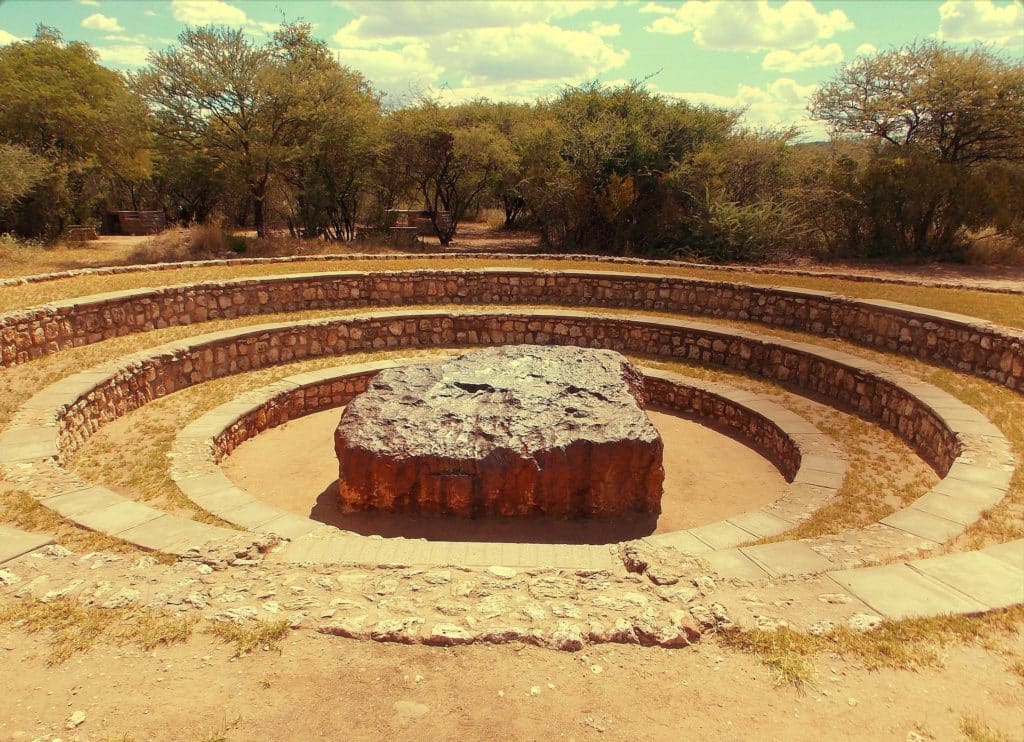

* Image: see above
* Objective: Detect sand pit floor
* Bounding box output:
[222,408,789,544]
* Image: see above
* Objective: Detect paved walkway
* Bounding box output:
[0,525,54,565]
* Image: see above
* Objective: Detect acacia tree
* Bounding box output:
[810,41,1024,256]
[137,24,352,236]
[523,82,738,253]
[274,29,381,241]
[0,26,151,237]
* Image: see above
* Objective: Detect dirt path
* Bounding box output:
[1,628,1020,741]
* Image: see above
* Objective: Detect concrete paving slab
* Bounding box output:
[910,551,1024,609]
[700,548,770,581]
[273,537,333,564]
[945,462,1013,491]
[41,485,124,519]
[257,513,322,540]
[741,540,832,577]
[828,564,987,620]
[727,510,793,539]
[0,427,57,464]
[982,540,1024,570]
[118,516,222,553]
[931,478,1008,505]
[219,500,288,530]
[0,525,54,564]
[798,454,847,475]
[182,485,254,518]
[74,500,164,535]
[880,507,963,543]
[688,521,757,550]
[792,468,844,489]
[643,530,713,556]
[913,490,998,526]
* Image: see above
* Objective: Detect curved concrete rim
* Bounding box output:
[3,250,1022,295]
[166,360,847,560]
[0,308,1012,576]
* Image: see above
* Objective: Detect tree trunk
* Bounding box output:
[253,194,265,238]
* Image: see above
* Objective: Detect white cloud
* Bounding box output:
[169,1,277,35]
[0,28,21,45]
[145,10,158,17]
[642,0,853,51]
[590,21,621,37]
[762,42,842,72]
[170,0,247,26]
[661,77,826,137]
[437,23,629,85]
[95,44,152,66]
[79,0,100,6]
[81,13,124,33]
[855,42,877,56]
[937,0,1023,45]
[332,6,629,94]
[334,43,443,90]
[335,1,604,39]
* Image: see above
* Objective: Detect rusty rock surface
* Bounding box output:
[334,345,665,518]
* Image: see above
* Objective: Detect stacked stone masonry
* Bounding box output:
[2,269,1023,392]
[29,310,963,476]
[0,308,1015,609]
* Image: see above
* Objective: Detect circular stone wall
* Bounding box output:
[333,345,665,518]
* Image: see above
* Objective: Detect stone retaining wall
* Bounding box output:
[3,269,1021,392]
[45,309,959,477]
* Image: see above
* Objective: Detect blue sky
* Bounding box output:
[1,1,1021,137]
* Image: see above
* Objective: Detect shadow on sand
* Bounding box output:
[308,479,659,545]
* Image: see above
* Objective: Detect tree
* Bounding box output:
[0,26,151,238]
[386,102,514,246]
[137,23,375,237]
[524,82,738,253]
[274,31,381,241]
[810,41,1024,256]
[0,144,49,215]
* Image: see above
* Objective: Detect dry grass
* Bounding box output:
[719,606,1024,688]
[960,714,1017,742]
[207,618,290,656]
[0,597,195,664]
[965,228,1024,267]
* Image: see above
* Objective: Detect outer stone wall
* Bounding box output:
[3,269,1022,392]
[47,310,958,477]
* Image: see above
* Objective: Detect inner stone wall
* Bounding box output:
[49,310,958,476]
[205,369,803,492]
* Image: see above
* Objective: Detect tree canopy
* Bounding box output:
[1,24,1022,264]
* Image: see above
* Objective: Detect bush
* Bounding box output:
[679,198,809,263]
[126,223,230,264]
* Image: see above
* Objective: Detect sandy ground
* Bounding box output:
[222,408,788,544]
[0,628,1021,742]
